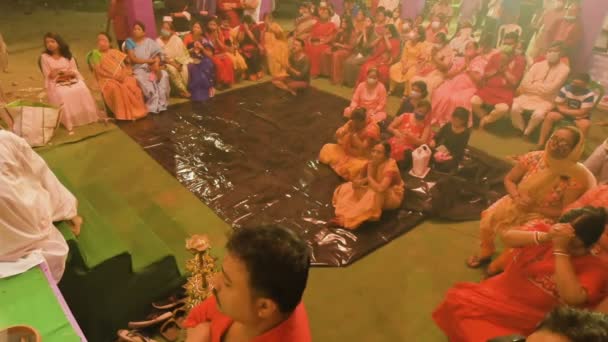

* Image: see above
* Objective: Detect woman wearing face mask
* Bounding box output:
[342,15,375,87]
[387,100,432,166]
[395,80,427,116]
[89,32,147,120]
[388,26,429,94]
[321,18,356,84]
[425,15,448,43]
[356,24,401,88]
[466,126,593,272]
[330,142,405,229]
[320,107,381,181]
[157,21,193,98]
[345,68,388,123]
[431,41,488,127]
[527,0,567,59]
[410,32,454,99]
[436,206,608,342]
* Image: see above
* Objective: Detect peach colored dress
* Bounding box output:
[343,82,388,123]
[41,54,99,131]
[319,119,380,181]
[333,158,405,229]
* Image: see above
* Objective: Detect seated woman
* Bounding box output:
[387,100,432,166]
[188,39,216,102]
[320,18,356,85]
[344,68,388,123]
[388,26,429,95]
[125,22,170,114]
[292,2,317,42]
[260,12,289,78]
[394,80,427,116]
[409,32,454,99]
[431,40,487,127]
[448,20,474,56]
[305,4,337,78]
[342,16,375,88]
[430,107,471,172]
[424,15,448,43]
[466,127,592,273]
[203,17,235,89]
[217,0,242,28]
[219,16,248,79]
[434,206,608,342]
[331,142,405,229]
[237,15,263,81]
[157,21,192,98]
[88,32,147,121]
[319,107,380,180]
[41,32,99,134]
[272,38,310,95]
[0,130,83,283]
[356,24,401,88]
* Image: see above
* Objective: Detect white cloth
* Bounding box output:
[0,130,76,283]
[243,0,262,22]
[330,13,341,29]
[0,250,45,279]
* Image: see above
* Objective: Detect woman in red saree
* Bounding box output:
[356,24,400,88]
[320,18,356,84]
[203,17,235,89]
[305,5,336,78]
[387,100,432,162]
[217,0,242,27]
[434,206,608,342]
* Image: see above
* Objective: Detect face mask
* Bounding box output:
[500,45,513,54]
[408,32,417,40]
[414,111,426,120]
[546,51,560,63]
[410,90,422,99]
[402,23,411,31]
[431,21,440,29]
[367,77,378,85]
[160,29,171,37]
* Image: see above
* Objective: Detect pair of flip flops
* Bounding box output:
[121,295,188,342]
[0,325,41,342]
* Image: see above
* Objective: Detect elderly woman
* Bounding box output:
[344,68,388,123]
[435,206,608,342]
[331,142,405,229]
[409,32,454,99]
[88,32,147,121]
[305,4,337,78]
[319,107,380,181]
[467,127,592,271]
[157,21,192,98]
[388,25,429,95]
[125,22,170,114]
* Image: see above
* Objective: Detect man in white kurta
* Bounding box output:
[0,130,79,283]
[510,44,570,137]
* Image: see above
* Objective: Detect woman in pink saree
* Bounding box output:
[431,40,492,127]
[344,68,388,123]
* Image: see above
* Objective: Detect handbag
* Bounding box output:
[4,100,62,147]
[410,144,432,178]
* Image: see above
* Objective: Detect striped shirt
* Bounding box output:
[555,84,596,110]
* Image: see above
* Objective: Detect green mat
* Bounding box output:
[0,267,80,342]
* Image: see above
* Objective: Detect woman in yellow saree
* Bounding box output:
[467,126,592,272]
[260,13,288,77]
[388,25,430,94]
[319,107,380,181]
[331,141,405,229]
[88,32,147,121]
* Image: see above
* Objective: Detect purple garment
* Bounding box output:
[574,0,608,72]
[329,0,343,16]
[402,0,425,19]
[127,0,157,38]
[188,55,215,102]
[260,0,274,18]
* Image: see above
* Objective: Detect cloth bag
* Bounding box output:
[410,144,431,178]
[4,100,61,147]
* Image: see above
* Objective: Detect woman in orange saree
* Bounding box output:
[319,107,380,181]
[434,206,608,342]
[305,5,336,78]
[467,127,592,273]
[331,142,405,229]
[89,32,147,121]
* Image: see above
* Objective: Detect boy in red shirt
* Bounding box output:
[184,225,312,342]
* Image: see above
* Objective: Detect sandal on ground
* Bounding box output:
[0,325,41,342]
[117,329,157,342]
[466,255,492,269]
[152,295,186,310]
[127,311,173,329]
[159,308,189,342]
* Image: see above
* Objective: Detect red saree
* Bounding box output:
[305,21,336,77]
[433,223,608,342]
[356,38,400,87]
[203,34,235,86]
[217,0,241,27]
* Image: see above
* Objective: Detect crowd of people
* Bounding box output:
[4,0,608,341]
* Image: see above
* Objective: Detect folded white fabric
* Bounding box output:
[0,250,45,279]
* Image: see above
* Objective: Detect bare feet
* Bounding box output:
[180,91,191,98]
[479,117,488,130]
[69,216,83,236]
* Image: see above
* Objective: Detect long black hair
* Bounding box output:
[559,206,607,248]
[43,32,72,60]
